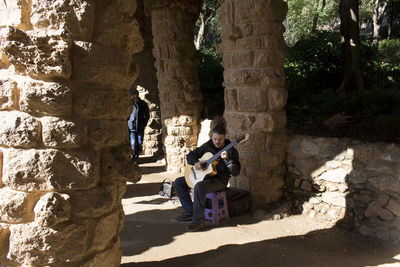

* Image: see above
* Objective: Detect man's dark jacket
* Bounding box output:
[186,139,241,184]
[128,98,149,132]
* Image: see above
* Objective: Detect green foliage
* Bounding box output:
[196,48,224,118]
[194,0,221,50]
[284,0,339,47]
[378,39,400,63]
[285,31,343,92]
[285,31,400,143]
[362,38,400,90]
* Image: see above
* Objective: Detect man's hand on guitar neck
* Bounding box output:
[221,151,228,159]
[194,161,203,170]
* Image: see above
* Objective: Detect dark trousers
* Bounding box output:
[174,176,227,223]
[129,130,144,160]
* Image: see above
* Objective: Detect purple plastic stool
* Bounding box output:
[204,190,229,225]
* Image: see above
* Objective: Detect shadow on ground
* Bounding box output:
[121,223,399,267]
[120,160,400,267]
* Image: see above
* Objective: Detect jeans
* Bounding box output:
[129,130,144,161]
[174,176,227,223]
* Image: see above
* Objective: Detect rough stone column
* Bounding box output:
[132,0,162,157]
[0,0,142,266]
[147,0,203,172]
[220,0,288,204]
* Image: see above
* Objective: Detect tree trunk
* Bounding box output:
[373,0,381,46]
[312,0,326,33]
[338,0,365,93]
[373,0,389,46]
[195,13,205,50]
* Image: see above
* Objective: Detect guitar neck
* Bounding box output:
[205,140,238,166]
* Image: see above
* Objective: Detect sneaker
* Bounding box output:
[176,212,192,222]
[186,221,205,232]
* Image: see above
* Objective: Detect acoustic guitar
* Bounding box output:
[184,133,249,188]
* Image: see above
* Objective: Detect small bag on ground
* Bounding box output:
[159,179,175,198]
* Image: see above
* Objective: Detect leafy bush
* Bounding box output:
[285,31,343,93]
[196,48,224,118]
[285,31,400,143]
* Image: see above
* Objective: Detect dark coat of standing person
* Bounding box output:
[127,88,149,164]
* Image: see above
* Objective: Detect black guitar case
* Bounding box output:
[224,187,252,217]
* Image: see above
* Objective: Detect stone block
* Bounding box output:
[239,151,260,167]
[224,88,238,112]
[71,42,135,89]
[0,111,40,148]
[2,27,72,80]
[369,176,400,193]
[34,192,71,227]
[321,192,347,208]
[264,175,284,202]
[89,211,119,253]
[236,0,287,23]
[265,130,288,151]
[95,15,143,54]
[267,87,287,111]
[259,150,285,168]
[0,0,31,30]
[88,120,126,150]
[0,149,3,187]
[72,84,130,119]
[300,180,313,191]
[365,202,394,221]
[225,68,284,88]
[260,33,284,49]
[393,217,400,230]
[0,187,32,223]
[3,148,99,191]
[223,51,252,68]
[100,147,141,183]
[8,222,89,265]
[299,139,320,156]
[387,199,400,217]
[0,78,18,110]
[70,185,117,219]
[81,237,121,267]
[236,131,265,153]
[318,169,348,183]
[18,79,72,116]
[31,0,95,41]
[42,116,86,148]
[254,50,285,68]
[0,224,9,260]
[237,87,267,112]
[0,50,10,69]
[249,22,274,36]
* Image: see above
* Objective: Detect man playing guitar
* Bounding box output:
[174,117,241,232]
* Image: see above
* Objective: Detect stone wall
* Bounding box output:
[0,0,143,265]
[286,135,400,242]
[220,0,289,205]
[147,0,203,172]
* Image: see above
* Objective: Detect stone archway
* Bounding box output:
[0,1,143,265]
[146,0,203,173]
[0,0,289,265]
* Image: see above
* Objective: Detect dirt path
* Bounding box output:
[119,159,400,267]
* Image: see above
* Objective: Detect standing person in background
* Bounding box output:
[127,87,149,164]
